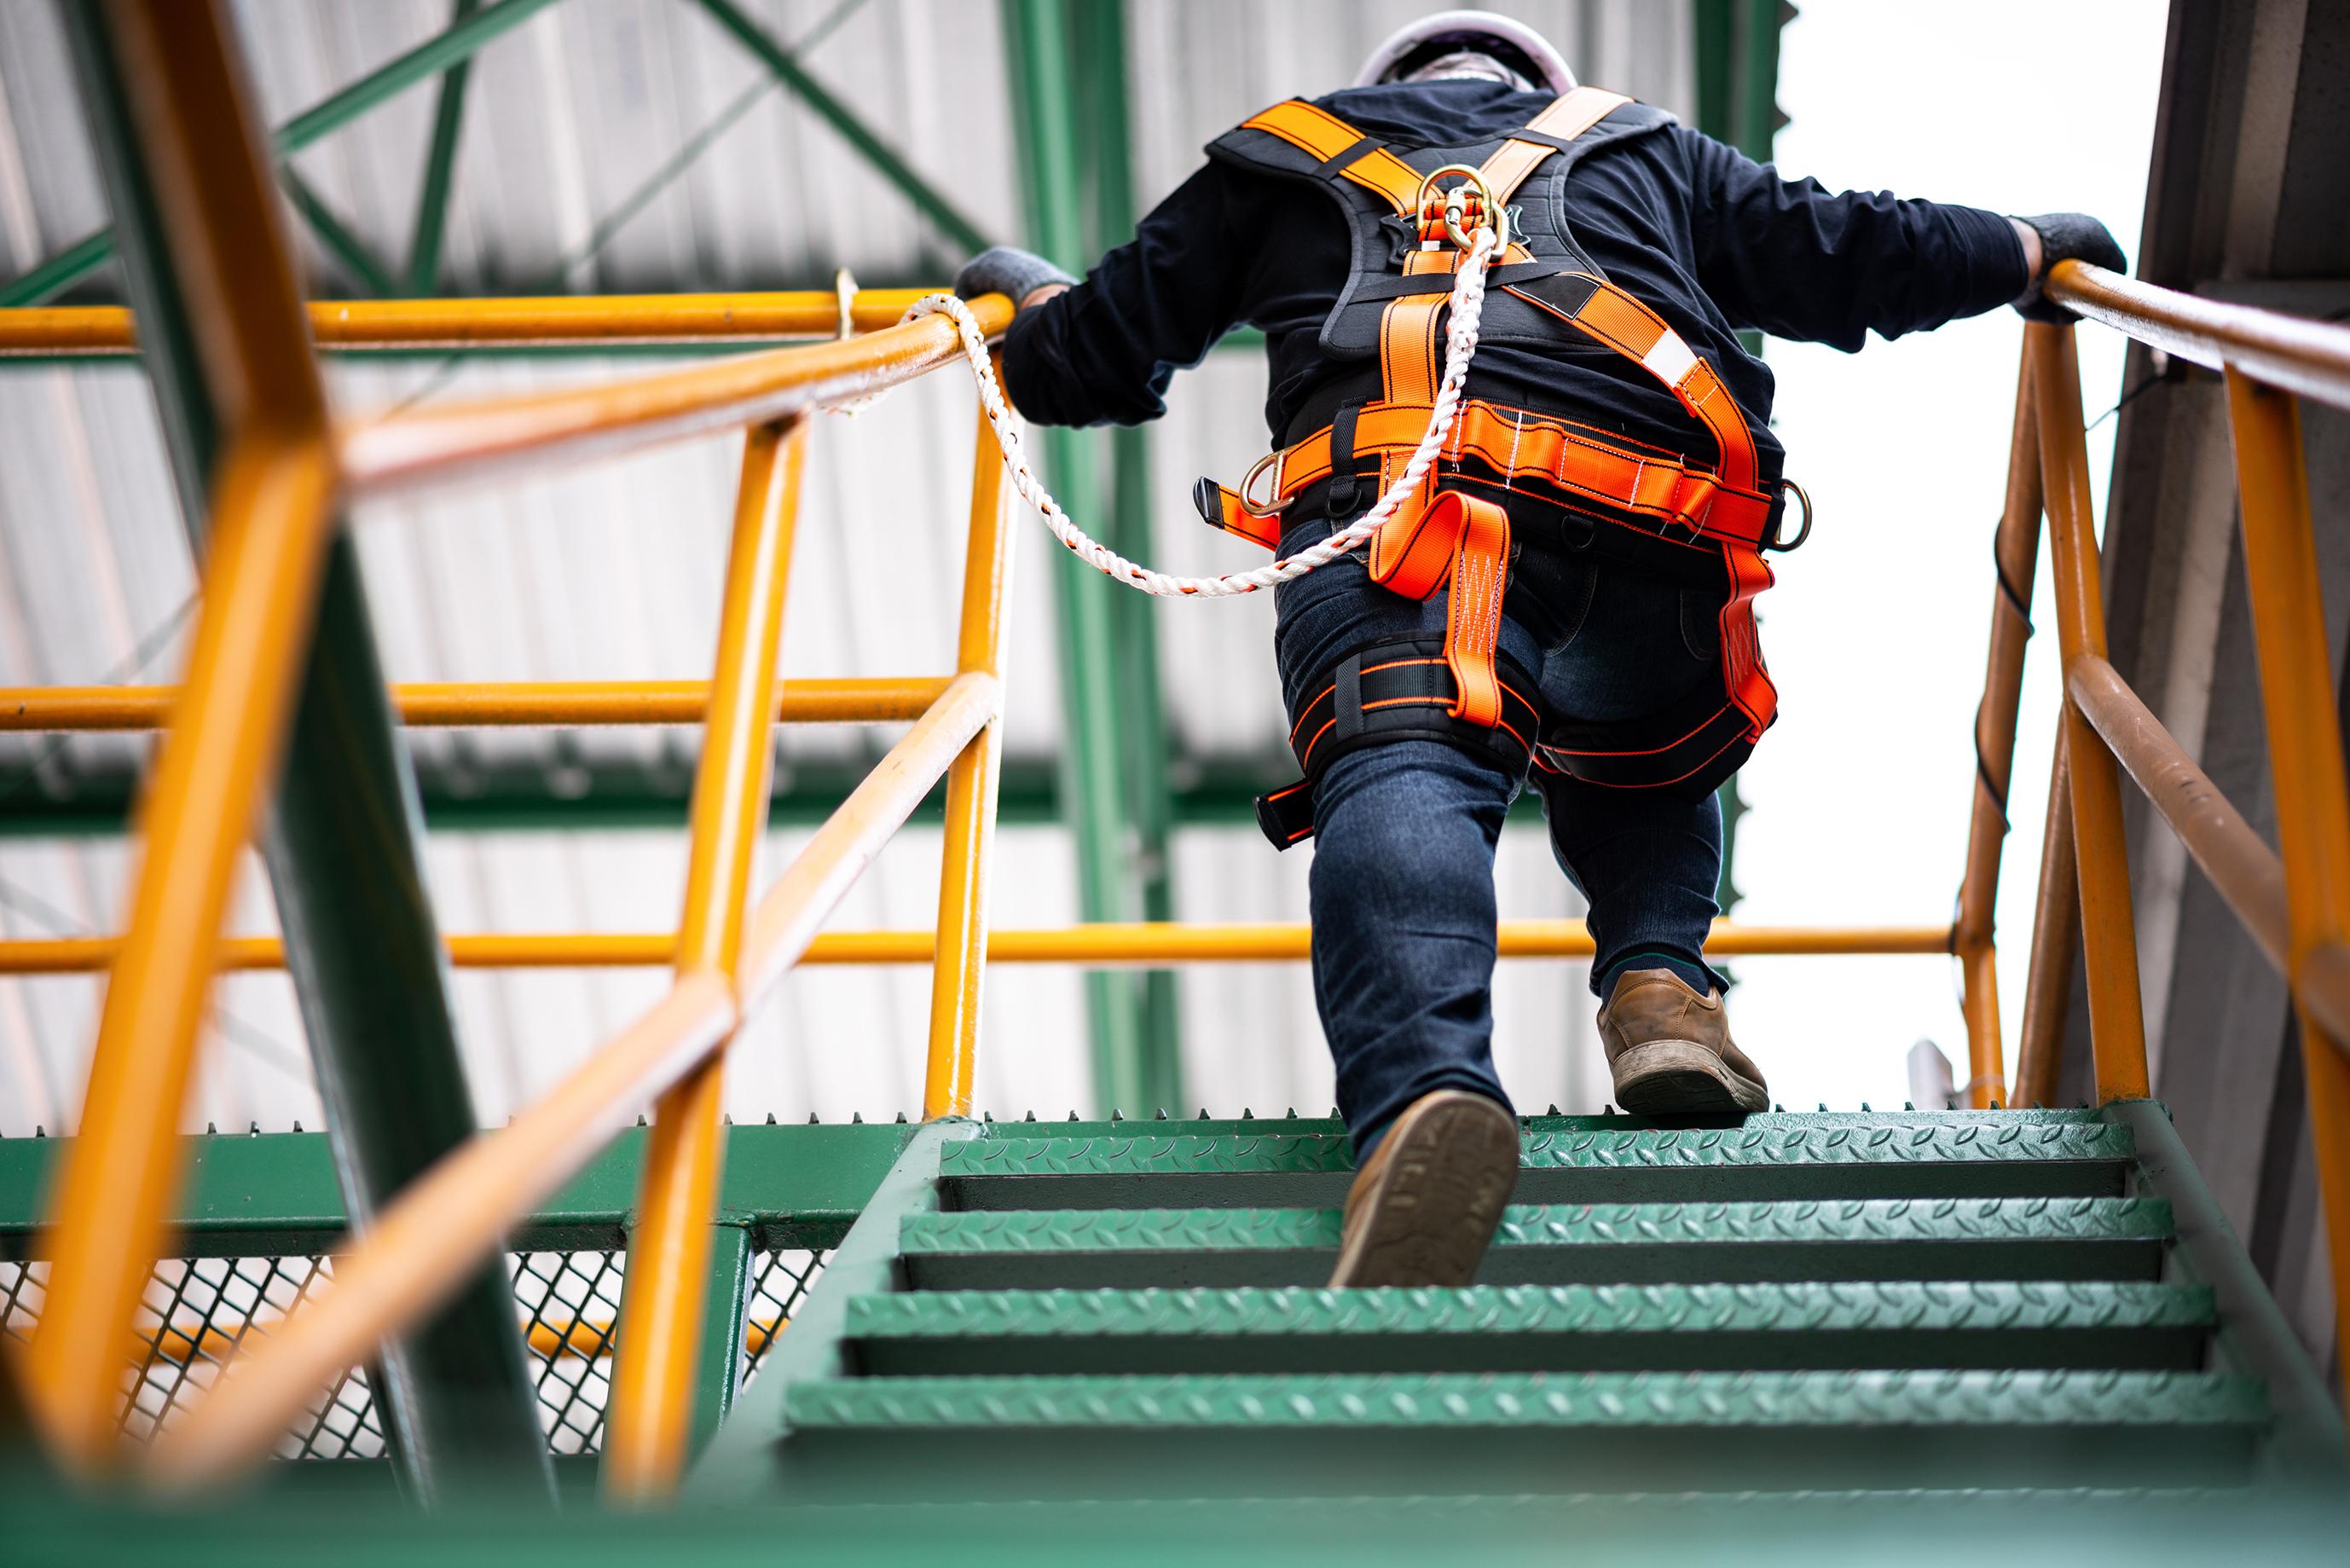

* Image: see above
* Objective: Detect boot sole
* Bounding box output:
[1328,1093,1519,1288]
[1612,1039,1769,1115]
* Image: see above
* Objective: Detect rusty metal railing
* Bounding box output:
[1949,259,2350,1396]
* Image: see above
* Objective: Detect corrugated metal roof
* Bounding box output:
[0,0,1693,1135]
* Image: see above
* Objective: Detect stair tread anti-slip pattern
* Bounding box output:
[785,1368,2266,1431]
[941,1125,2139,1208]
[903,1197,2173,1254]
[943,1124,2135,1178]
[847,1280,2216,1340]
[896,1197,2176,1289]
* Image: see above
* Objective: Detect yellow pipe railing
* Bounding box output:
[0,920,1951,976]
[335,298,1009,498]
[2222,366,2350,1399]
[0,289,941,356]
[0,675,951,729]
[1990,259,2350,1390]
[1951,345,2046,1107]
[603,415,807,1500]
[2028,321,2152,1101]
[923,370,1018,1120]
[147,674,998,1491]
[0,0,1021,1490]
[19,0,343,1470]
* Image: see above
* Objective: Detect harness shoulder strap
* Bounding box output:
[1239,99,1421,214]
[1477,86,1631,208]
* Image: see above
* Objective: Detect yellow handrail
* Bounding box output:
[0,288,944,356]
[2046,259,2350,412]
[147,674,998,1491]
[0,920,1953,975]
[335,295,1010,498]
[1970,267,2350,1396]
[19,1,342,1469]
[0,675,951,729]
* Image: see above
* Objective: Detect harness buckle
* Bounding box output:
[1768,479,1814,552]
[1413,164,1509,254]
[1239,448,1295,517]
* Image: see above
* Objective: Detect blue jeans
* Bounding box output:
[1275,513,1728,1152]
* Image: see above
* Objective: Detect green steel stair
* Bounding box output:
[693,1102,2344,1507]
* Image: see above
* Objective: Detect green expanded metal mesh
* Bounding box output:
[0,1245,829,1460]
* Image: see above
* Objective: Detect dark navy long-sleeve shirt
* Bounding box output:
[1002,78,2028,490]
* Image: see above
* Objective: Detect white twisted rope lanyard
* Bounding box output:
[900,227,1497,599]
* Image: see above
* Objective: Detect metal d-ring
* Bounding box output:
[1413,163,1508,253]
[1770,479,1814,551]
[1240,449,1295,516]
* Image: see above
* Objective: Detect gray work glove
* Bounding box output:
[953,245,1076,306]
[2012,213,2127,322]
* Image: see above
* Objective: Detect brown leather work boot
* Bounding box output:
[1328,1090,1519,1287]
[1597,967,1769,1114]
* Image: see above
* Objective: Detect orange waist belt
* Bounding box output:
[1191,402,1777,743]
[1195,398,1777,555]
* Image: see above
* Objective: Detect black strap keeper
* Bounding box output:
[1253,781,1317,849]
[1326,402,1368,518]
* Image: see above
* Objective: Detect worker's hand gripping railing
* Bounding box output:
[1948,257,2350,1397]
[1,0,1017,1502]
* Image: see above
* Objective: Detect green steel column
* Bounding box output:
[404,0,482,296]
[4,0,562,307]
[1071,0,1183,1116]
[61,3,549,1503]
[1000,0,1177,1116]
[1692,0,1789,928]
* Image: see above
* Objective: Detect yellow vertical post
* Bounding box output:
[2015,726,2081,1109]
[2221,366,2350,1395]
[2029,322,2150,1101]
[1955,346,2044,1106]
[602,418,805,1501]
[924,379,1017,1119]
[23,0,339,1467]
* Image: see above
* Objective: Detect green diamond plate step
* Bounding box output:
[898,1196,2173,1291]
[940,1121,2136,1210]
[776,1369,2267,1496]
[842,1281,2215,1377]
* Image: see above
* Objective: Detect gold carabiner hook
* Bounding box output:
[1413,163,1508,254]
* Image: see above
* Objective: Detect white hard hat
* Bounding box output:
[1353,9,1577,96]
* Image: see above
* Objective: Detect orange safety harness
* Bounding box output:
[1196,88,1807,846]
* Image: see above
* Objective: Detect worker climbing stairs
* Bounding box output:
[697,1102,2344,1503]
[6,9,2350,1559]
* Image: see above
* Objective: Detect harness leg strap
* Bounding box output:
[1257,637,1541,849]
